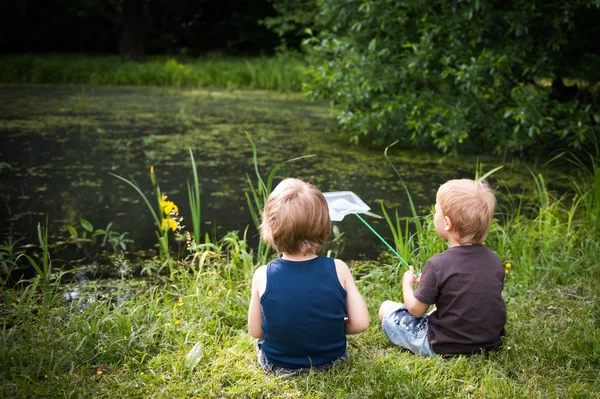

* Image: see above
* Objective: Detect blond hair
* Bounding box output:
[436,179,496,245]
[260,178,331,255]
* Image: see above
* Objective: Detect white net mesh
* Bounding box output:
[322,191,371,221]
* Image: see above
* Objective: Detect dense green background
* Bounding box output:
[2,0,599,155]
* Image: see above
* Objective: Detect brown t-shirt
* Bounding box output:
[414,244,506,355]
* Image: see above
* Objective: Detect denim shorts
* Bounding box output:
[256,340,349,377]
[381,302,436,357]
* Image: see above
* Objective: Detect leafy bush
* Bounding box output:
[302,0,600,155]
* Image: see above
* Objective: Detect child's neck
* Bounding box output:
[281,252,318,261]
[448,237,474,247]
[447,231,468,247]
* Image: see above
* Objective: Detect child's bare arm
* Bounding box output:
[248,266,266,338]
[402,266,430,318]
[335,259,370,334]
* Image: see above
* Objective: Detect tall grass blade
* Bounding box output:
[187,148,202,242]
[384,141,423,237]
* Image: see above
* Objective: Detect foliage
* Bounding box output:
[66,218,133,252]
[3,136,600,397]
[263,0,320,50]
[0,54,306,92]
[110,166,182,270]
[302,0,600,155]
[2,182,600,396]
[0,236,24,283]
[186,148,202,244]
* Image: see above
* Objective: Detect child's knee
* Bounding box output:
[378,300,396,321]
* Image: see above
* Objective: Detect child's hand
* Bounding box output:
[403,266,418,288]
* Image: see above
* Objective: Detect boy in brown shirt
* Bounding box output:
[378,179,506,356]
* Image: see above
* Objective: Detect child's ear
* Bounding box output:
[444,216,453,231]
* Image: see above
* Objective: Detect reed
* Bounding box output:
[186,148,202,244]
[0,54,305,92]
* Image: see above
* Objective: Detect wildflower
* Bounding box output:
[505,262,512,268]
[140,372,144,376]
[44,375,48,379]
[521,368,525,373]
[157,312,162,317]
[175,320,180,325]
[51,307,57,311]
[150,165,154,174]
[97,370,103,376]
[380,277,385,282]
[505,269,509,274]
[99,346,104,351]
[161,218,178,232]
[161,197,179,215]
[178,298,184,306]
[208,290,213,295]
[219,283,225,289]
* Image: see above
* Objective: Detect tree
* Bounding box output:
[301,0,600,155]
[118,0,145,61]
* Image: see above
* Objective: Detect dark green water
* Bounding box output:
[0,84,558,262]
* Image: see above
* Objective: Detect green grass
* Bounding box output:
[0,54,306,92]
[2,155,600,398]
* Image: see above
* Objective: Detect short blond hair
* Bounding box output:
[436,179,496,245]
[260,178,331,255]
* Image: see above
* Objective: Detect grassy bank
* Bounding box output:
[2,151,600,398]
[0,54,305,92]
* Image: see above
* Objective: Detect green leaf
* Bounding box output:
[66,225,78,239]
[80,218,94,232]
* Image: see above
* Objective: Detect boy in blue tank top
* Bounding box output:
[248,178,370,376]
[378,179,506,356]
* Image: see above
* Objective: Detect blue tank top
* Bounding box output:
[260,256,348,368]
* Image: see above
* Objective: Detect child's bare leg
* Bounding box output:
[378,300,400,321]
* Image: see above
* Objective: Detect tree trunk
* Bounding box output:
[119,0,145,61]
[16,0,29,51]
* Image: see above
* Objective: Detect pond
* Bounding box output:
[0,84,562,266]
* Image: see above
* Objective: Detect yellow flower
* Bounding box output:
[140,372,144,376]
[161,218,178,232]
[44,375,48,379]
[161,200,179,215]
[380,277,385,282]
[175,320,180,325]
[99,346,104,351]
[161,193,167,201]
[505,269,509,274]
[157,312,162,317]
[505,262,512,268]
[150,165,154,174]
[178,299,184,306]
[208,290,213,295]
[97,370,103,376]
[521,368,525,373]
[161,217,178,231]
